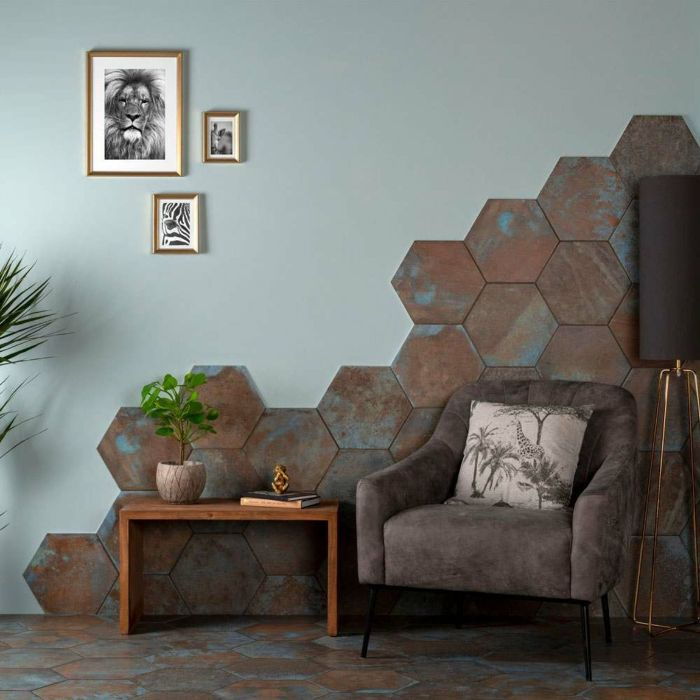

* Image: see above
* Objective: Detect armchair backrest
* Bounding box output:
[432,379,637,502]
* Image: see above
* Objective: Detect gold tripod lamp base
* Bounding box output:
[634,361,700,636]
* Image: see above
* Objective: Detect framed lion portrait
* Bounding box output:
[86,51,182,176]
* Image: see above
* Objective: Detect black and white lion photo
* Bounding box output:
[104,68,165,160]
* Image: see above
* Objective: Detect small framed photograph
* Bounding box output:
[87,50,183,176]
[203,111,240,163]
[152,194,199,254]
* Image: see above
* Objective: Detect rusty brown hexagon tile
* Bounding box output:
[391,241,485,323]
[479,367,540,382]
[98,575,189,618]
[315,668,415,693]
[97,492,191,573]
[33,680,144,699]
[23,535,116,614]
[0,668,64,691]
[97,408,182,491]
[537,242,629,324]
[244,409,338,490]
[244,521,325,575]
[537,326,630,385]
[171,534,264,614]
[622,368,690,451]
[216,679,327,699]
[392,325,484,407]
[610,200,639,283]
[190,365,265,449]
[54,655,157,680]
[610,115,700,195]
[390,408,442,461]
[464,284,557,367]
[246,576,325,615]
[318,366,411,449]
[465,199,557,282]
[538,157,631,241]
[191,447,262,499]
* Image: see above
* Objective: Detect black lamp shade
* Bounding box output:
[640,175,700,361]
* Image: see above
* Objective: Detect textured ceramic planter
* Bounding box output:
[156,461,206,504]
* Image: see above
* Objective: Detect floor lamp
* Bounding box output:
[634,175,700,635]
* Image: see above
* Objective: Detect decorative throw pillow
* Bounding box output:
[453,401,593,510]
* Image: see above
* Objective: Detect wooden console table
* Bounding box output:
[119,497,339,636]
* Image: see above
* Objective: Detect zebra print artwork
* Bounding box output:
[153,194,199,254]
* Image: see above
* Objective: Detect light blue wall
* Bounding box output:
[0,0,698,612]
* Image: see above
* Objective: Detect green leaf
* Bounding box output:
[155,426,175,437]
[162,374,178,390]
[188,413,205,424]
[206,408,219,420]
[187,372,207,388]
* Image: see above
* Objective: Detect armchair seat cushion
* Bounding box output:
[383,503,573,599]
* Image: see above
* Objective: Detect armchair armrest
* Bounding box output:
[356,438,459,585]
[570,449,637,601]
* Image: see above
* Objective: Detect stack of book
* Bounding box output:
[240,490,321,509]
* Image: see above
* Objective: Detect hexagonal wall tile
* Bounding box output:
[244,409,338,490]
[538,157,630,241]
[464,284,556,367]
[191,448,262,498]
[97,408,182,491]
[479,367,540,382]
[98,575,189,618]
[190,366,264,449]
[244,521,325,575]
[24,535,116,614]
[391,241,484,323]
[610,115,700,194]
[318,366,411,449]
[537,242,629,324]
[392,325,484,407]
[537,326,630,385]
[171,534,265,614]
[97,492,191,573]
[465,199,557,282]
[246,576,325,615]
[622,368,690,451]
[390,408,442,461]
[610,200,639,283]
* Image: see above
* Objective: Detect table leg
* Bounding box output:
[327,514,339,636]
[119,517,144,634]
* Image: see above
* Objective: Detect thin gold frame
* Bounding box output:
[633,361,700,636]
[86,50,183,177]
[152,193,199,254]
[202,111,241,163]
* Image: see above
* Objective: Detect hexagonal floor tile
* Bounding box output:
[0,668,63,691]
[34,679,143,699]
[538,157,631,241]
[245,409,338,490]
[390,408,442,461]
[610,115,700,194]
[318,366,411,449]
[97,492,191,572]
[465,199,557,282]
[314,668,415,692]
[391,241,485,323]
[216,679,327,699]
[537,242,629,324]
[23,535,116,614]
[244,521,325,575]
[172,534,264,614]
[622,368,691,451]
[54,655,157,680]
[191,448,262,498]
[190,365,265,449]
[246,576,325,615]
[392,325,484,407]
[610,200,639,283]
[464,284,557,367]
[97,408,182,491]
[537,326,630,385]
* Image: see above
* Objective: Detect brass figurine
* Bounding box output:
[271,464,290,494]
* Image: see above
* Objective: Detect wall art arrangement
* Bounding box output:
[86,50,240,252]
[34,115,700,621]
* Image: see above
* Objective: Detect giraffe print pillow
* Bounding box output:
[452,400,593,510]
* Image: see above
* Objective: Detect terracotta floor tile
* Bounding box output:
[0,668,63,691]
[0,648,79,669]
[314,668,415,692]
[54,656,157,679]
[138,666,235,692]
[215,678,328,699]
[0,691,36,699]
[3,631,96,649]
[224,656,326,680]
[33,679,143,699]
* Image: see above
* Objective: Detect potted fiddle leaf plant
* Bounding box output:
[140,371,219,504]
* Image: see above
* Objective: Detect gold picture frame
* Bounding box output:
[86,50,183,176]
[203,111,240,163]
[152,193,199,254]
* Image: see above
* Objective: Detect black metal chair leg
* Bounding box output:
[361,586,378,658]
[580,602,592,681]
[601,593,612,645]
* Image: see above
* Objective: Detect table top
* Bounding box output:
[119,496,339,521]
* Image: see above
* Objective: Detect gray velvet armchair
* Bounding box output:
[356,379,637,680]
